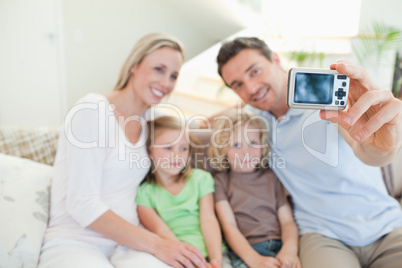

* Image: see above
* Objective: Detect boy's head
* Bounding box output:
[208,108,270,172]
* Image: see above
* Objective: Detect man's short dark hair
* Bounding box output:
[217,37,273,79]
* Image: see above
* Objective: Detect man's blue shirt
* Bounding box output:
[247,106,402,246]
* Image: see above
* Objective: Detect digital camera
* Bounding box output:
[287,67,350,110]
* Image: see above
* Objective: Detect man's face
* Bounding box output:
[221,49,287,114]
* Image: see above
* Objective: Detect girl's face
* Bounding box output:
[149,128,190,179]
[227,125,262,173]
[130,46,183,107]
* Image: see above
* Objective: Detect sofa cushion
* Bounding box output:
[0,153,52,267]
[0,127,59,166]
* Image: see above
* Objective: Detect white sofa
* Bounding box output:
[0,126,401,267]
[0,127,58,267]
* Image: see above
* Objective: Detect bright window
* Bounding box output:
[222,0,362,37]
[261,0,361,37]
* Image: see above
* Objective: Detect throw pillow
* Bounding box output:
[0,153,52,268]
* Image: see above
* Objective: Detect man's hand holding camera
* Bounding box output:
[320,60,402,166]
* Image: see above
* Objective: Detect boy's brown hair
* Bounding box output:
[208,108,270,171]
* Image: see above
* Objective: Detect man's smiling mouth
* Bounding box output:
[253,88,269,102]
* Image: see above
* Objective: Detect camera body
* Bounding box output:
[287,67,350,110]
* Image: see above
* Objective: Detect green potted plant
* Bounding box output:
[352,21,402,68]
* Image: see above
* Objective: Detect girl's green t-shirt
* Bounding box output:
[136,169,217,257]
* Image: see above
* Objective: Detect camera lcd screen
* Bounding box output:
[294,73,334,104]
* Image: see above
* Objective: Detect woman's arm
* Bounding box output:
[137,205,179,241]
[90,210,206,268]
[215,201,280,268]
[199,193,222,267]
[276,202,301,268]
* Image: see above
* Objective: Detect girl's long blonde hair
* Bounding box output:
[145,116,198,184]
[208,108,270,171]
[114,33,184,91]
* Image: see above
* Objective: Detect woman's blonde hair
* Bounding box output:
[145,116,198,184]
[208,108,270,171]
[114,33,184,91]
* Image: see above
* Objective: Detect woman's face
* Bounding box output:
[149,128,190,179]
[130,46,183,107]
[227,125,262,173]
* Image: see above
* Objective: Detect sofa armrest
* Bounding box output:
[390,149,402,201]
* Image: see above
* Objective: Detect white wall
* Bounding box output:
[359,0,402,30]
[0,0,63,127]
[0,0,245,127]
[1,0,402,126]
[64,0,209,108]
